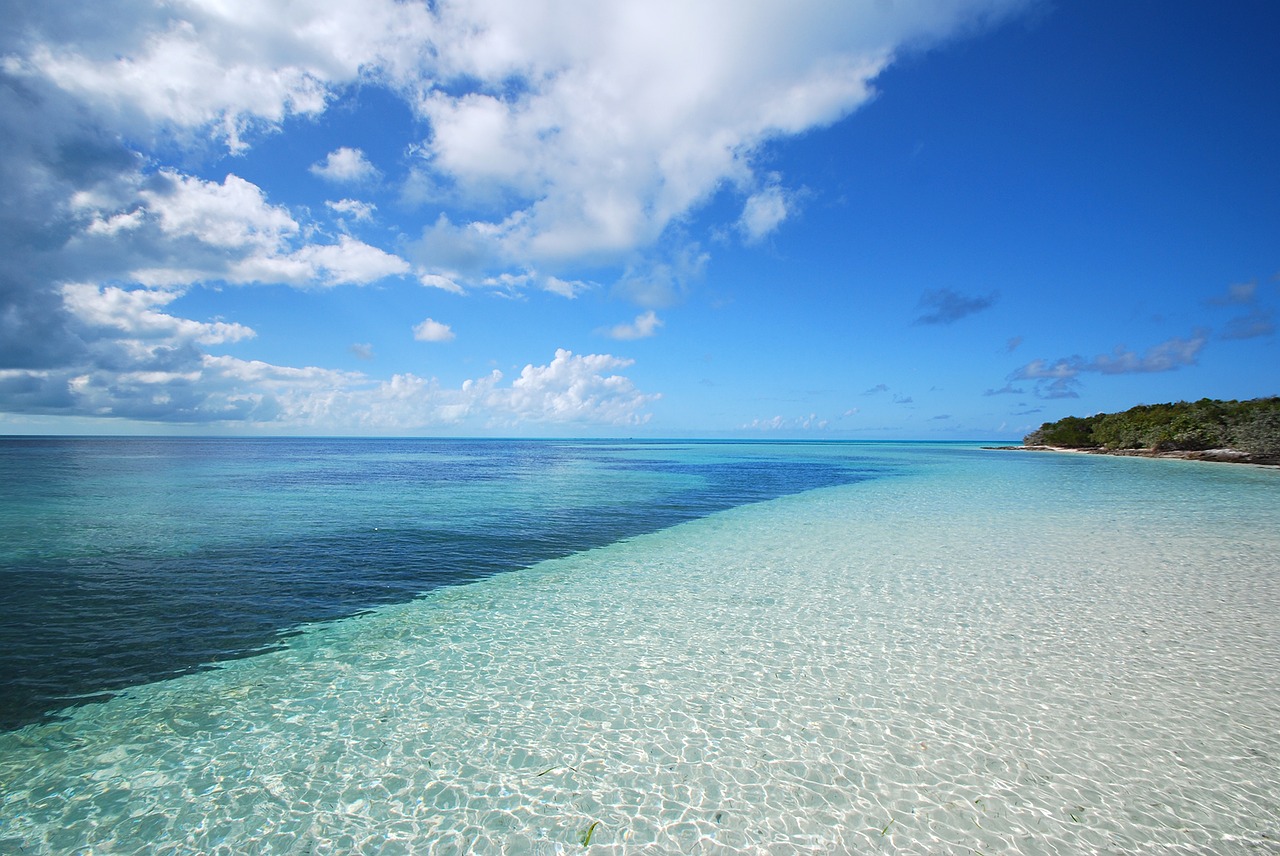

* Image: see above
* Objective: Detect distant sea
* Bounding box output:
[1,438,1277,853]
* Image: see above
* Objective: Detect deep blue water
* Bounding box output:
[0,437,904,730]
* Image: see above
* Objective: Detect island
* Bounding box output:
[992,396,1280,466]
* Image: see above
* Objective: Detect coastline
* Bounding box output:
[984,444,1279,467]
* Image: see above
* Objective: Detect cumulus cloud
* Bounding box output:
[138,171,297,249]
[492,349,657,427]
[0,280,267,421]
[69,170,410,288]
[9,0,1029,273]
[413,318,455,342]
[913,288,998,325]
[1,336,656,429]
[311,147,380,183]
[415,2,1025,266]
[393,1,1028,285]
[61,282,255,346]
[281,236,410,287]
[4,1,436,151]
[0,0,1029,429]
[861,383,889,396]
[605,310,663,341]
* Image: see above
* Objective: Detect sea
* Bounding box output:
[0,437,1277,854]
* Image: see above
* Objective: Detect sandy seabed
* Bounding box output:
[2,451,1278,854]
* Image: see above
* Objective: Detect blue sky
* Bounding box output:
[1,0,1276,437]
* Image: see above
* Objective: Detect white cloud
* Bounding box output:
[491,349,657,426]
[0,0,1028,428]
[543,276,592,299]
[12,0,1028,285]
[141,171,298,251]
[413,318,455,342]
[739,185,790,243]
[85,209,145,236]
[286,235,410,286]
[614,243,710,308]
[413,214,506,279]
[70,170,410,288]
[605,310,663,341]
[394,1,1026,277]
[326,198,376,221]
[224,236,411,287]
[8,336,658,429]
[8,1,438,151]
[479,271,535,295]
[61,283,255,346]
[744,413,829,431]
[343,349,658,430]
[417,271,465,294]
[415,265,587,299]
[311,147,380,183]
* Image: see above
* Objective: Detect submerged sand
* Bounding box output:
[2,450,1278,853]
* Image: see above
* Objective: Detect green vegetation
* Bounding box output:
[578,821,601,847]
[1024,396,1280,460]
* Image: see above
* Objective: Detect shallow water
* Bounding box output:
[0,438,885,729]
[1,443,1278,853]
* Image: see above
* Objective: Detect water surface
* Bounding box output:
[1,441,1277,853]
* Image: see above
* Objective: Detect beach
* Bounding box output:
[988,444,1279,467]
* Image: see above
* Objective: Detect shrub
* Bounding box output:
[1026,396,1278,456]
[1228,400,1280,459]
[1029,415,1098,447]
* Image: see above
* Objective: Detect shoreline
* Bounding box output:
[984,444,1279,467]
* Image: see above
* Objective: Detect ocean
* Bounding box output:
[0,438,1277,853]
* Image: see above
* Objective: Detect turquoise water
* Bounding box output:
[0,438,887,729]
[1,442,1278,853]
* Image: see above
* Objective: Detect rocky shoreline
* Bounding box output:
[984,444,1279,467]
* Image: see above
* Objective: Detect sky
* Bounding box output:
[1,0,1277,438]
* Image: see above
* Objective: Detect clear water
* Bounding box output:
[0,438,885,730]
[1,441,1277,854]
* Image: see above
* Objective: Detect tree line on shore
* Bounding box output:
[1024,396,1280,459]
